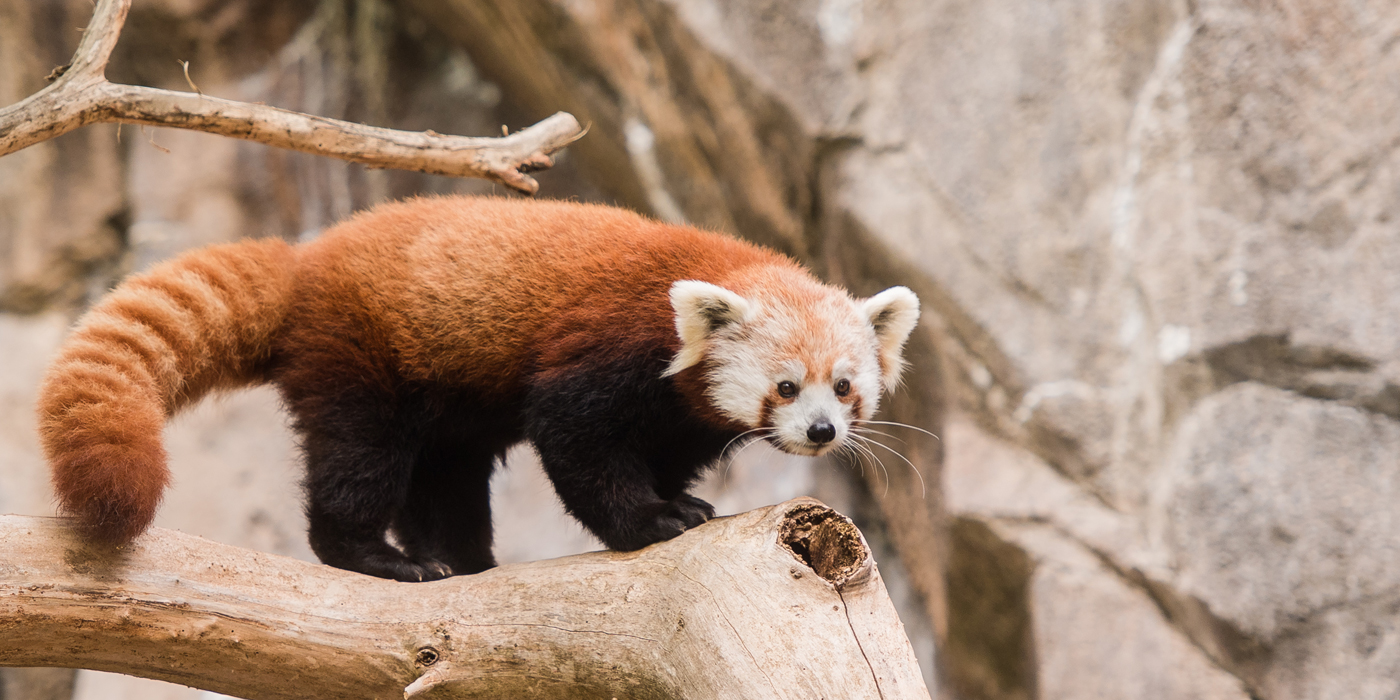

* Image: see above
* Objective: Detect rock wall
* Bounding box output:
[4,0,1399,698]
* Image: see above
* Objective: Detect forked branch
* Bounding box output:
[0,0,584,194]
[0,500,930,700]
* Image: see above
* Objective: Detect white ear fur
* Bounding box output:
[663,280,753,377]
[860,286,920,392]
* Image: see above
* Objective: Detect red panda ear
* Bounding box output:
[860,286,920,392]
[664,280,753,377]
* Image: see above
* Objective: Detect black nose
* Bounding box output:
[807,421,836,445]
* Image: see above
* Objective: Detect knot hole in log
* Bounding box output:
[778,503,868,587]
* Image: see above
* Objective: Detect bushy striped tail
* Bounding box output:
[37,238,297,543]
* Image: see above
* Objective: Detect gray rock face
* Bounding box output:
[1000,520,1252,700]
[1262,596,1400,700]
[1159,383,1400,693]
[1164,384,1400,641]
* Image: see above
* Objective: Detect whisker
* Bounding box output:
[853,419,941,441]
[721,428,774,482]
[846,435,890,497]
[852,434,927,499]
[856,442,887,496]
[835,444,866,478]
[850,426,907,445]
[844,442,874,480]
[721,427,775,456]
[722,440,764,483]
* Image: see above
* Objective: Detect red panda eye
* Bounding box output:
[834,379,851,397]
[777,381,799,398]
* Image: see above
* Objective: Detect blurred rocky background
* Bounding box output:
[3,0,1398,698]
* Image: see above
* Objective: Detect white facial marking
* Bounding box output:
[777,360,806,384]
[833,358,852,378]
[707,346,777,427]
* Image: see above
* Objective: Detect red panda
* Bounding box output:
[37,196,919,581]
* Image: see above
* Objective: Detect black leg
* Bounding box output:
[291,382,454,582]
[394,436,500,576]
[520,357,736,552]
[531,439,715,552]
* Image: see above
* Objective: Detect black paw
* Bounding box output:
[357,554,454,582]
[406,549,497,577]
[608,494,716,551]
[670,493,717,524]
[390,557,454,582]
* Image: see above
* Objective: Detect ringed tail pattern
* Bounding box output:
[36,238,296,543]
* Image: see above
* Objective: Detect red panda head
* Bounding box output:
[663,270,920,457]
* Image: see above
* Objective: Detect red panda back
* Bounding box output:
[292,196,794,392]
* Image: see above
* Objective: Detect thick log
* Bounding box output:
[0,499,929,699]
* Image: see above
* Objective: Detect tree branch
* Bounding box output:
[0,0,585,195]
[0,499,929,699]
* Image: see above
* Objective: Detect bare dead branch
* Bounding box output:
[0,499,929,699]
[0,0,584,194]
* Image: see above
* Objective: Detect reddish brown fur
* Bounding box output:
[39,239,296,542]
[39,196,797,544]
[281,198,792,432]
[300,199,783,377]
